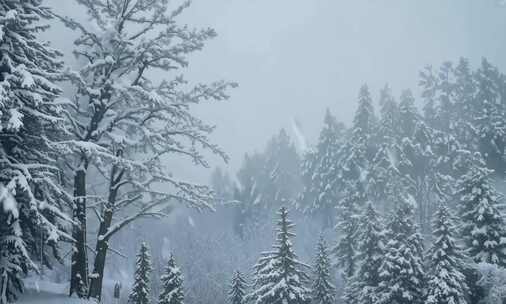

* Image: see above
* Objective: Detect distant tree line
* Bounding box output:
[212,58,506,304]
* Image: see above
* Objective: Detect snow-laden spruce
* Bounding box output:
[300,109,345,227]
[129,242,153,304]
[448,59,476,149]
[263,129,301,208]
[340,84,375,183]
[0,186,27,304]
[248,207,311,304]
[311,236,335,304]
[0,1,71,302]
[425,204,468,304]
[366,142,403,211]
[472,59,506,172]
[228,271,247,304]
[55,0,236,299]
[367,87,419,213]
[397,118,458,234]
[158,255,184,304]
[233,131,300,240]
[343,202,385,304]
[376,198,426,304]
[334,85,377,281]
[419,58,506,173]
[231,151,271,240]
[352,84,376,143]
[334,181,362,279]
[377,85,399,144]
[397,89,419,139]
[457,165,506,266]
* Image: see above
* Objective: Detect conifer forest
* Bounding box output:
[2,1,506,304]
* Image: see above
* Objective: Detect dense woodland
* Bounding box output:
[1,1,506,304]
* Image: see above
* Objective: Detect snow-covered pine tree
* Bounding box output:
[425,204,468,304]
[0,1,72,301]
[366,142,403,212]
[453,161,490,304]
[248,207,311,304]
[472,58,506,173]
[421,58,506,174]
[300,109,345,227]
[263,129,301,208]
[0,186,29,304]
[334,181,363,279]
[419,65,439,127]
[233,153,266,240]
[334,86,376,271]
[457,165,506,266]
[312,236,335,304]
[338,86,376,225]
[352,84,376,141]
[377,84,399,143]
[341,85,376,182]
[57,0,236,299]
[396,91,435,228]
[398,120,455,235]
[235,130,302,238]
[451,58,476,150]
[434,61,455,133]
[158,255,184,304]
[369,86,412,212]
[228,271,247,304]
[343,202,385,304]
[398,89,420,139]
[376,197,426,304]
[300,148,317,206]
[129,242,153,304]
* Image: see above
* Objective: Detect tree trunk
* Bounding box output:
[87,207,113,300]
[88,163,122,301]
[69,167,89,297]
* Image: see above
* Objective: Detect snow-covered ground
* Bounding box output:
[18,291,94,304]
[17,280,94,304]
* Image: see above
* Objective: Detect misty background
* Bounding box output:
[46,0,506,181]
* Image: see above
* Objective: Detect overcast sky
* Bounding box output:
[47,0,506,182]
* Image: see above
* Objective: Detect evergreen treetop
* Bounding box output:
[377,84,399,143]
[129,242,153,304]
[301,109,345,224]
[158,254,184,304]
[398,89,419,139]
[457,166,506,266]
[334,181,363,279]
[248,207,311,304]
[355,203,385,287]
[312,236,335,304]
[344,202,385,304]
[376,198,425,304]
[353,84,376,137]
[425,204,468,304]
[229,271,247,304]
